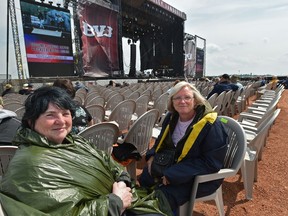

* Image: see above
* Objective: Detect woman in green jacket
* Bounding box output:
[0,86,172,216]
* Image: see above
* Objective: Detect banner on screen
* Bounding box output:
[183,38,196,77]
[79,1,120,77]
[195,48,204,78]
[20,0,75,77]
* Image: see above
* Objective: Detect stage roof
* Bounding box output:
[121,0,186,41]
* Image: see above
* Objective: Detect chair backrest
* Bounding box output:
[134,95,150,117]
[207,93,218,108]
[213,91,226,114]
[86,96,105,107]
[78,122,119,153]
[201,86,210,97]
[128,91,140,101]
[14,106,26,120]
[0,146,18,179]
[218,116,247,171]
[84,91,101,104]
[3,102,24,112]
[153,92,169,121]
[219,90,233,115]
[105,94,125,111]
[122,88,133,99]
[108,99,136,133]
[73,95,84,106]
[151,88,162,102]
[248,108,281,154]
[123,109,159,156]
[85,104,105,124]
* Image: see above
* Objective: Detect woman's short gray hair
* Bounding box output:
[167,81,207,113]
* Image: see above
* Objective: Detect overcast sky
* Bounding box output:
[1,0,288,79]
[164,0,288,77]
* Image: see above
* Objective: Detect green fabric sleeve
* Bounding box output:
[108,194,123,216]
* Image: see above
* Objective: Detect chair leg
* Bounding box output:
[214,186,225,216]
[178,202,189,216]
[243,159,255,200]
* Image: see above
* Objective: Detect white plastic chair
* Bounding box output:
[78,122,119,153]
[0,146,18,180]
[134,95,150,117]
[179,116,247,216]
[241,108,280,200]
[85,104,105,124]
[118,109,159,180]
[207,93,218,108]
[3,102,24,112]
[213,91,226,115]
[105,94,125,111]
[152,92,169,124]
[108,99,136,135]
[85,96,105,107]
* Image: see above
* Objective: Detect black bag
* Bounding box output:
[151,149,176,177]
[112,142,142,165]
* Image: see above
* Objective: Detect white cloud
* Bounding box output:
[206,43,222,54]
[165,0,288,76]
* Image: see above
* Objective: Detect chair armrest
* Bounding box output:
[251,102,269,107]
[196,169,236,183]
[238,112,262,122]
[247,106,267,112]
[240,124,258,132]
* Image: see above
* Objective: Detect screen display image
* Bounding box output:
[20,0,75,77]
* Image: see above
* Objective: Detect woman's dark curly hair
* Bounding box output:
[22,86,77,129]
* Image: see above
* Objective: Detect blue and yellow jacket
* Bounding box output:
[146,103,228,197]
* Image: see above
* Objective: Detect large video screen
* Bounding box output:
[20,0,75,77]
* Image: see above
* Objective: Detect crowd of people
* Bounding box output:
[0,75,286,215]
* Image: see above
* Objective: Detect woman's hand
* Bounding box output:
[147,156,154,175]
[112,181,132,212]
[162,176,170,185]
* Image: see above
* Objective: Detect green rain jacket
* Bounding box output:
[0,128,172,216]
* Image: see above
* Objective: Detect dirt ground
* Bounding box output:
[193,90,288,215]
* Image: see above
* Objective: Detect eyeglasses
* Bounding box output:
[172,96,193,102]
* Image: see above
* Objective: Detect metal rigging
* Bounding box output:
[9,0,24,79]
[64,0,83,76]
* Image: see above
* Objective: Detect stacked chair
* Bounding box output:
[237,84,283,199]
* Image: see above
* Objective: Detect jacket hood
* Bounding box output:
[0,109,17,123]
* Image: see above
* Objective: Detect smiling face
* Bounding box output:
[172,86,195,121]
[33,103,72,144]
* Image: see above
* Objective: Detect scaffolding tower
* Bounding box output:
[9,0,24,79]
[65,0,83,76]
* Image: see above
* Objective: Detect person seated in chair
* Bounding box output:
[0,86,173,216]
[207,74,239,98]
[139,81,228,212]
[0,106,21,146]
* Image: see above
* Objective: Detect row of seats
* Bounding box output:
[237,84,284,200]
[0,81,283,215]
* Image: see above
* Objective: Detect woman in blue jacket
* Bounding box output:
[139,81,228,211]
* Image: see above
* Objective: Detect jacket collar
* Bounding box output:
[13,127,75,148]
